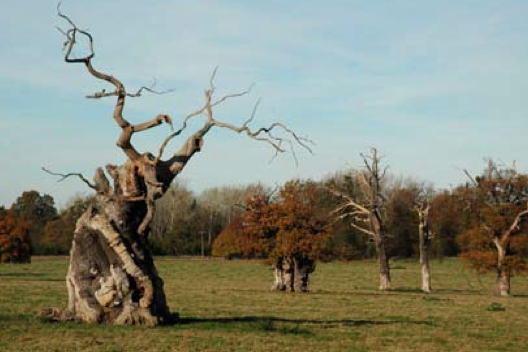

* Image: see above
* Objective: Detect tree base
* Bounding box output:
[43,202,173,326]
[270,256,315,292]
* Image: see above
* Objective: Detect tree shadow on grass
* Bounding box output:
[433,288,486,296]
[177,315,436,328]
[390,287,424,294]
[511,294,528,298]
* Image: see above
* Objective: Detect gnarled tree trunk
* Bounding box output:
[65,197,170,325]
[44,6,309,325]
[47,159,177,325]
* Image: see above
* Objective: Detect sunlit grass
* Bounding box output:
[1,256,527,351]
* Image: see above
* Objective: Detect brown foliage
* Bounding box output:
[40,196,94,254]
[211,217,245,259]
[457,162,528,276]
[0,212,31,263]
[10,190,58,254]
[271,180,329,261]
[212,180,329,262]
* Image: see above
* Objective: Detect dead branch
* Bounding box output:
[155,68,314,170]
[86,78,175,99]
[42,167,96,190]
[57,5,175,162]
[326,186,371,215]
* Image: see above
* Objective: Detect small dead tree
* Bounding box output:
[43,6,310,325]
[330,148,392,290]
[415,198,432,293]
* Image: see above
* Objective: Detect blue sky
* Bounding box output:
[1,0,527,208]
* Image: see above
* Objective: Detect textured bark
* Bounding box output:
[494,240,510,296]
[417,203,432,293]
[376,239,392,291]
[270,256,315,292]
[497,265,511,297]
[46,163,173,325]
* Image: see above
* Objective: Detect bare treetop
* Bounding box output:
[56,3,313,171]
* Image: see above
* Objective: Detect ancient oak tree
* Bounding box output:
[266,181,329,292]
[45,7,310,325]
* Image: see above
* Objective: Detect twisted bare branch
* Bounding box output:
[155,68,314,169]
[42,167,96,190]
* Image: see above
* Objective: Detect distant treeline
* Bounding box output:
[4,166,525,263]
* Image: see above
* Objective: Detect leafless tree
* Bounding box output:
[330,148,392,290]
[43,5,310,325]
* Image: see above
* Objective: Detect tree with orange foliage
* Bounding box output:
[213,180,329,292]
[212,192,274,259]
[211,217,245,259]
[249,181,329,292]
[0,212,31,263]
[458,161,528,296]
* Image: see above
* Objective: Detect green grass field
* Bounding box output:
[1,257,527,352]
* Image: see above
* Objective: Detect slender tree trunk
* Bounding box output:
[497,263,510,297]
[494,240,510,296]
[420,257,432,293]
[376,238,392,290]
[418,222,432,293]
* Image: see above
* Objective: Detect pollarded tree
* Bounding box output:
[330,148,392,290]
[220,181,329,292]
[43,6,310,325]
[269,180,330,292]
[458,161,528,296]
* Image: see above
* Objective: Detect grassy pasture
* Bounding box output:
[1,257,528,352]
